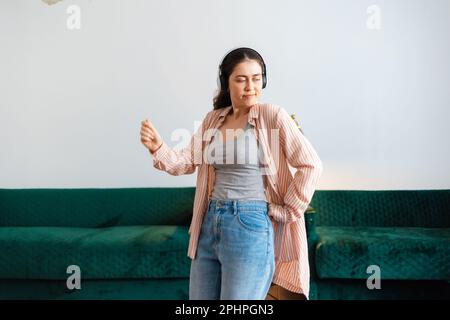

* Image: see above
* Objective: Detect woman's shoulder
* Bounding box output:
[257,103,286,123]
[257,102,282,114]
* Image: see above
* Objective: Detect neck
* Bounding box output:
[230,104,252,120]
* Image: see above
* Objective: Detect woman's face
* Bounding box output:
[228,59,263,109]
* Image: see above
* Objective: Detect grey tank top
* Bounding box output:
[205,122,267,201]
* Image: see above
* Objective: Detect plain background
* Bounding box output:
[1,0,449,190]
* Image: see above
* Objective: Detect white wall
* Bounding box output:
[1,0,449,190]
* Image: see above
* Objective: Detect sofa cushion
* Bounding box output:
[0,225,190,280]
[315,226,450,280]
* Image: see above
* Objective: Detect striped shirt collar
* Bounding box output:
[217,104,260,125]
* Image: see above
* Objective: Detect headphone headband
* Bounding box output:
[218,47,267,90]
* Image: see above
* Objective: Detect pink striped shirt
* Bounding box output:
[150,103,323,298]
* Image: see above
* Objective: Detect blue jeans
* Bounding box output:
[189,199,275,300]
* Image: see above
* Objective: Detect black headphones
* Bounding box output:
[218,47,267,90]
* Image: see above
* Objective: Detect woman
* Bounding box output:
[140,47,323,300]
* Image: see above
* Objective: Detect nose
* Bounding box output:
[245,79,256,91]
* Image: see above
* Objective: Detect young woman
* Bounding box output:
[140,47,323,300]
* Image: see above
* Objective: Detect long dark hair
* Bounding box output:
[213,47,267,110]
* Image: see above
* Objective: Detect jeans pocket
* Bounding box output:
[237,209,269,233]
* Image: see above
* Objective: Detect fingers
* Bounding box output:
[141,126,154,135]
[145,119,155,128]
[141,119,155,130]
[141,124,150,132]
[140,130,154,140]
[140,119,158,146]
[140,120,154,133]
[142,120,157,132]
[140,123,153,138]
[140,125,153,134]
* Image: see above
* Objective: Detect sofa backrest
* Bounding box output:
[310,190,450,228]
[0,188,195,227]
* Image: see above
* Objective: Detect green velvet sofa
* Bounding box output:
[307,190,450,300]
[0,188,194,299]
[1,188,449,300]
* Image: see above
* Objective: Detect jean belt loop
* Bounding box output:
[233,200,237,215]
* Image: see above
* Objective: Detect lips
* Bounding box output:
[243,94,255,98]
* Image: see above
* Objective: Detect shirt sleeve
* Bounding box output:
[268,107,323,223]
[149,111,212,176]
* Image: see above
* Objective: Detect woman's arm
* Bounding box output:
[149,111,213,176]
[268,107,324,223]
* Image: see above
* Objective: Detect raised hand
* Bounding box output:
[140,119,163,153]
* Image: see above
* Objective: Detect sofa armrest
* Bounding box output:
[305,205,319,299]
[305,205,317,242]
